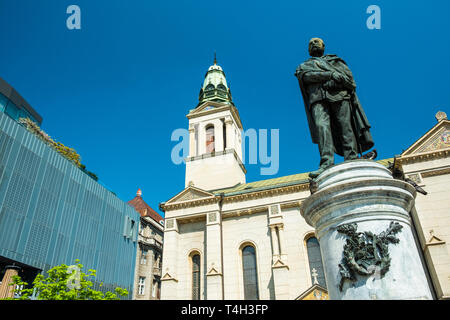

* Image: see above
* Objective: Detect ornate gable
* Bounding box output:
[295,284,329,300]
[186,101,243,129]
[188,101,227,115]
[402,118,450,156]
[165,186,215,204]
[425,230,446,247]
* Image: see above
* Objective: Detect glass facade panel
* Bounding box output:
[242,245,259,300]
[0,111,139,299]
[306,237,327,288]
[0,93,7,113]
[19,107,32,120]
[5,101,20,121]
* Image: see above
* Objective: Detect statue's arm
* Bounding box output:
[301,71,333,84]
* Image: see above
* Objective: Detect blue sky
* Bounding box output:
[1,0,449,216]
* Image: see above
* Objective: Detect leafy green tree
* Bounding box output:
[3,260,128,300]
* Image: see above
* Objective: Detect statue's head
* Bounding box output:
[308,38,325,57]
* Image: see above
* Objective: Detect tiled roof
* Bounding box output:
[211,158,393,196]
[128,193,164,224]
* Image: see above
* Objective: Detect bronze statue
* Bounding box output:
[295,38,375,178]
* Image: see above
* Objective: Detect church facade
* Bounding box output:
[159,61,450,300]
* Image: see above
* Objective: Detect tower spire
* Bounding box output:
[198,55,233,105]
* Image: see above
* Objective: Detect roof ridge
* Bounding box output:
[127,196,164,223]
[211,158,394,195]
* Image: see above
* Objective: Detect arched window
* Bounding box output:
[217,83,227,91]
[242,245,259,300]
[306,236,327,288]
[205,125,215,153]
[191,254,201,300]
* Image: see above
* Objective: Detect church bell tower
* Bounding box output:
[185,57,246,191]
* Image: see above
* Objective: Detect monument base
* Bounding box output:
[300,160,433,300]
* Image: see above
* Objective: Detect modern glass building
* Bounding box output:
[0,78,140,299]
[0,77,42,126]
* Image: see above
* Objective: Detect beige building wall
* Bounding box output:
[397,114,450,300]
[222,212,274,300]
[133,216,164,300]
[160,184,321,300]
[401,163,450,299]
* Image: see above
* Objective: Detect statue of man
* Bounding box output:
[295,38,375,178]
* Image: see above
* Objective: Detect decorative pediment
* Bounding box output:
[206,266,221,276]
[295,284,329,300]
[272,258,289,269]
[426,230,446,247]
[186,101,243,129]
[188,101,228,115]
[165,186,215,204]
[402,119,450,156]
[161,272,178,282]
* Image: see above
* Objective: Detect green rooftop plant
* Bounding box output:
[3,260,128,300]
[19,117,97,180]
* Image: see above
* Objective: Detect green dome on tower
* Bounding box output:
[198,55,233,106]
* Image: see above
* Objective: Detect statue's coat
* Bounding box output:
[295,54,374,156]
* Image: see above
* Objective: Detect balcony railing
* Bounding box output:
[138,234,162,249]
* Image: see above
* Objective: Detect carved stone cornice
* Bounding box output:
[187,101,243,130]
[419,167,450,178]
[221,183,309,204]
[221,206,267,219]
[163,183,308,213]
[281,201,303,209]
[397,149,450,165]
[162,196,220,211]
[221,200,302,219]
[185,148,247,174]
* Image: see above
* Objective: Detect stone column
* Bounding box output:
[215,120,224,153]
[160,218,180,299]
[277,225,287,260]
[0,265,20,299]
[206,211,224,300]
[268,204,290,299]
[300,160,433,300]
[270,226,280,257]
[225,118,234,151]
[189,125,196,157]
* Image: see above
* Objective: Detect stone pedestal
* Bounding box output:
[300,160,433,300]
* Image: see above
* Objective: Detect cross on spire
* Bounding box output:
[214,51,217,65]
